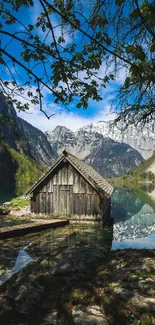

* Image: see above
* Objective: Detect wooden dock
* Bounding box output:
[0,219,69,239]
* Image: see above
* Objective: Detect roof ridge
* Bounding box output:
[64,150,113,196]
[27,149,113,196]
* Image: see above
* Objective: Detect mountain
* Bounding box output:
[46,126,75,157]
[79,120,155,159]
[0,94,56,166]
[19,118,56,166]
[127,152,155,180]
[0,94,55,197]
[0,93,30,156]
[0,141,44,197]
[46,126,144,178]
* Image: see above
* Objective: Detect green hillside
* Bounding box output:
[126,152,155,180]
[0,140,46,197]
[108,152,155,188]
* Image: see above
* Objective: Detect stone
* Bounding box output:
[0,297,12,311]
[3,201,11,206]
[54,262,72,275]
[0,206,10,215]
[138,278,155,295]
[40,259,50,268]
[44,311,63,324]
[72,305,109,325]
[141,258,155,272]
[112,287,131,300]
[18,285,28,295]
[129,292,155,311]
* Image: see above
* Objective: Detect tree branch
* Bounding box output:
[41,0,133,67]
[134,0,155,37]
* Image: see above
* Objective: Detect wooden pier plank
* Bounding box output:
[0,219,69,239]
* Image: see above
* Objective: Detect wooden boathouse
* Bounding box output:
[27,150,113,223]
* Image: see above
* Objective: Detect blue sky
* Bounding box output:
[1,0,127,132]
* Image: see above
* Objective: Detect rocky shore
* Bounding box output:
[0,248,155,325]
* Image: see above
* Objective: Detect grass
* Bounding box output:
[0,215,33,228]
[7,196,30,211]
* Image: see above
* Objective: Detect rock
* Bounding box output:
[3,201,11,206]
[0,206,10,215]
[0,297,12,311]
[141,258,155,272]
[9,206,30,217]
[40,259,50,268]
[138,278,155,295]
[18,285,28,297]
[72,305,109,325]
[129,292,155,311]
[46,125,144,177]
[112,287,132,300]
[44,311,63,324]
[54,262,72,275]
[7,285,18,299]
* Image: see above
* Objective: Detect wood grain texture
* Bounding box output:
[31,160,110,222]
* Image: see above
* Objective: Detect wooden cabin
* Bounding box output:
[27,150,113,223]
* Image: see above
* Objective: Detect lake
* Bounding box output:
[0,190,14,206]
[0,187,155,283]
[111,187,155,249]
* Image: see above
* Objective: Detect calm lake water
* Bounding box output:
[0,191,14,206]
[0,187,155,283]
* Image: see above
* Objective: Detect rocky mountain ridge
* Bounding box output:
[46,126,144,178]
[19,118,56,166]
[0,94,56,166]
[80,120,155,159]
[46,119,155,160]
[0,94,56,196]
[0,93,150,180]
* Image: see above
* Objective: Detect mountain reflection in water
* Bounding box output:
[111,187,155,248]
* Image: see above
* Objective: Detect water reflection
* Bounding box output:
[111,188,144,221]
[0,225,113,284]
[111,187,155,247]
[0,246,33,285]
[0,186,155,284]
[112,234,155,250]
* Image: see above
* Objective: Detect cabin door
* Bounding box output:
[59,185,70,217]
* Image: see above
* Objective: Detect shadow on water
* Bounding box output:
[0,224,113,286]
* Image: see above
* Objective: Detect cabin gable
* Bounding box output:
[31,160,106,220]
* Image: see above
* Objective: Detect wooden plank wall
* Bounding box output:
[31,161,106,219]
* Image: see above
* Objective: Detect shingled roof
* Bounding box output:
[27,150,113,197]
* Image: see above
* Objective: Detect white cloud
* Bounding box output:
[30,1,72,45]
[14,69,117,133]
[17,98,116,132]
